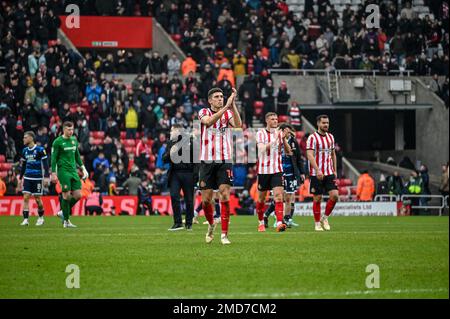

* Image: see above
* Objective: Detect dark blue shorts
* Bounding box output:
[283,175,298,194]
[23,178,43,196]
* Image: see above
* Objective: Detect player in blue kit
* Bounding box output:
[19,131,50,226]
[264,124,305,228]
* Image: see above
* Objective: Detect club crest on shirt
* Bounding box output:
[310,187,315,193]
[72,141,75,145]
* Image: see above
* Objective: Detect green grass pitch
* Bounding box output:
[0,215,448,299]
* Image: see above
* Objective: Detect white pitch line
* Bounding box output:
[137,287,449,299]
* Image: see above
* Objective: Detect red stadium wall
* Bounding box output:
[0,195,240,216]
[59,16,152,49]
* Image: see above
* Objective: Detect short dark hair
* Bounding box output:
[24,131,35,141]
[207,88,223,99]
[279,123,295,131]
[316,114,329,123]
[171,124,183,130]
[265,112,277,120]
[63,121,74,128]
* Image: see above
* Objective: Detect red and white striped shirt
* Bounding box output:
[198,108,233,161]
[306,131,335,176]
[256,129,283,174]
[289,105,301,127]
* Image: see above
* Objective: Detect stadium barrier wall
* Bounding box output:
[0,195,240,216]
[3,197,444,217]
[59,16,152,48]
[293,201,399,216]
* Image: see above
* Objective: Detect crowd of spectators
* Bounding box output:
[0,0,449,204]
[80,0,447,77]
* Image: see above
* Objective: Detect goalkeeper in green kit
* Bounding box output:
[51,121,89,228]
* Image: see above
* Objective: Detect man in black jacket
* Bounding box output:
[163,124,196,231]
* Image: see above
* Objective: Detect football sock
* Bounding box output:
[220,201,230,235]
[203,202,214,225]
[69,197,79,209]
[275,202,284,223]
[325,198,337,217]
[264,201,275,218]
[62,199,71,221]
[214,199,220,218]
[313,201,321,222]
[38,209,44,217]
[23,210,29,219]
[256,202,265,221]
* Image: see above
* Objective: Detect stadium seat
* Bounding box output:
[247,58,254,74]
[171,34,182,45]
[338,187,349,196]
[278,115,289,123]
[340,178,353,186]
[351,188,357,195]
[253,101,264,110]
[125,146,136,155]
[0,155,5,163]
[120,131,127,139]
[92,139,103,146]
[123,139,136,147]
[91,131,105,139]
[254,108,263,117]
[296,131,305,139]
[0,163,13,171]
[0,171,7,178]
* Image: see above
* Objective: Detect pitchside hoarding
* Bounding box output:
[59,16,152,48]
[294,202,398,216]
[0,195,240,216]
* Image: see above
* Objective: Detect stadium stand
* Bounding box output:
[0,0,448,201]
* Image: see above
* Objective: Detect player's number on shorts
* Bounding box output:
[290,180,297,189]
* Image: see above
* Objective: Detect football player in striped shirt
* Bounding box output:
[255,112,291,232]
[306,115,339,231]
[19,131,49,226]
[263,123,305,228]
[198,87,242,244]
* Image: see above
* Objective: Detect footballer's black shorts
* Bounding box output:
[23,178,43,196]
[283,174,298,194]
[258,173,283,192]
[310,174,338,195]
[198,162,233,190]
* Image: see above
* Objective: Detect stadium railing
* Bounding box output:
[374,194,400,202]
[268,69,415,77]
[400,194,447,216]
